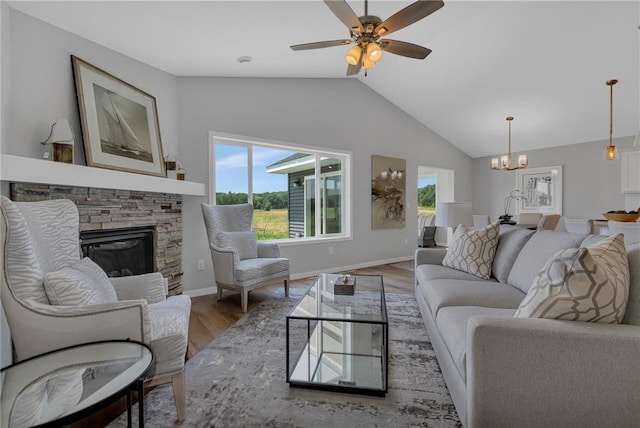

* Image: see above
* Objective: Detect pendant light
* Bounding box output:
[603,79,619,160]
[490,116,527,171]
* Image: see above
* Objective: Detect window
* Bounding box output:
[210,133,350,242]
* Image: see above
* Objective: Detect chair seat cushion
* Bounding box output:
[436,306,516,381]
[44,258,118,306]
[148,295,191,376]
[235,257,289,285]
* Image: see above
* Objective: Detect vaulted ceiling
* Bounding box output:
[9,1,640,158]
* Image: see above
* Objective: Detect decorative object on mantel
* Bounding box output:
[176,163,186,181]
[603,79,619,161]
[71,55,166,177]
[40,118,74,163]
[500,190,526,224]
[165,153,177,179]
[515,165,563,216]
[491,116,528,171]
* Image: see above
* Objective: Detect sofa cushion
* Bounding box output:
[507,230,587,294]
[44,258,118,306]
[419,279,525,317]
[416,264,489,284]
[622,244,640,325]
[492,227,536,283]
[436,306,517,381]
[443,222,500,280]
[515,234,629,323]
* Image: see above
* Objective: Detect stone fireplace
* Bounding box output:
[11,183,184,295]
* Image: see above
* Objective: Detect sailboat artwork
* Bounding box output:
[93,83,153,163]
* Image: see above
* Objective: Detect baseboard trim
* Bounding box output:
[184,255,414,298]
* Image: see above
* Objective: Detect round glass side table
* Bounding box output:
[1,340,154,428]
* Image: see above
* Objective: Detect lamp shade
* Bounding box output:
[435,202,473,228]
[45,119,74,145]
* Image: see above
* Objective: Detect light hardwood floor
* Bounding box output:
[75,262,415,427]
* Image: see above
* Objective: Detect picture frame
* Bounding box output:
[371,155,406,229]
[71,56,166,177]
[515,165,563,215]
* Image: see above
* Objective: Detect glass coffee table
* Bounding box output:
[286,273,388,396]
[1,340,154,428]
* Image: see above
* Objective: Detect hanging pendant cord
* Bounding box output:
[609,81,614,148]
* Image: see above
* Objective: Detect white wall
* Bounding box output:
[471,136,637,228]
[177,77,473,293]
[2,9,473,296]
[3,9,178,163]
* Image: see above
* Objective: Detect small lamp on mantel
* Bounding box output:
[603,79,619,161]
[40,118,74,163]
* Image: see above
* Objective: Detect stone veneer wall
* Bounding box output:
[10,183,184,295]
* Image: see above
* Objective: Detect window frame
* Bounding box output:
[208,131,352,245]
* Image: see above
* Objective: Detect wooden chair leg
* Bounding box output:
[241,289,249,313]
[217,285,223,301]
[284,279,289,297]
[172,371,186,422]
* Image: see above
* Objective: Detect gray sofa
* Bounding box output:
[414,226,640,428]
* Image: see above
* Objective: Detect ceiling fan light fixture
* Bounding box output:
[362,55,376,69]
[366,41,383,62]
[345,46,362,65]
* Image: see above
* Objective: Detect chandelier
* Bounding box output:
[603,79,619,160]
[491,116,528,171]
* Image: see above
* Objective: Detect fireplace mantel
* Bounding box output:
[1,154,205,196]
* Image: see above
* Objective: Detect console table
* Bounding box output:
[1,340,153,428]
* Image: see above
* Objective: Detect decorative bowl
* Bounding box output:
[603,213,640,222]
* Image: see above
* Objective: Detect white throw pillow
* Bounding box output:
[216,231,258,263]
[442,222,500,280]
[515,233,629,323]
[44,258,118,306]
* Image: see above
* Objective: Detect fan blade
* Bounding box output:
[290,40,352,51]
[324,0,363,33]
[380,39,432,59]
[375,0,444,36]
[346,62,362,76]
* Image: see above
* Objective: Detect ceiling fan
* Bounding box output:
[290,0,444,76]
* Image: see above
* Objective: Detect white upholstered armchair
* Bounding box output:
[0,196,190,421]
[201,203,289,313]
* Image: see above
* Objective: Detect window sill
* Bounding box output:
[261,235,352,247]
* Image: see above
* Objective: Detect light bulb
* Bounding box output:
[367,42,383,62]
[345,46,362,66]
[603,145,619,160]
[363,55,375,69]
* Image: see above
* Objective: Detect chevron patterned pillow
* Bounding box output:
[515,233,630,323]
[442,222,500,280]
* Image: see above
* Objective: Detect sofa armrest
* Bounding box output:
[466,316,640,428]
[415,247,446,268]
[257,242,280,258]
[110,272,166,304]
[8,299,150,361]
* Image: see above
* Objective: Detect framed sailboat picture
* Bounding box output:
[71,56,166,177]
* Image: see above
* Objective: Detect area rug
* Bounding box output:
[110,293,460,428]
